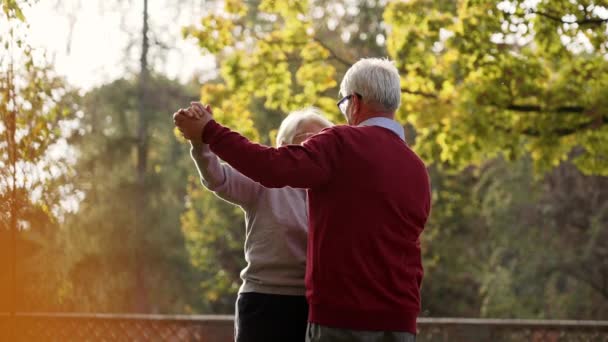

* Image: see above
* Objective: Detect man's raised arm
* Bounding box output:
[202,120,340,189]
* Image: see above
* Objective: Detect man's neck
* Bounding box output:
[353,111,394,126]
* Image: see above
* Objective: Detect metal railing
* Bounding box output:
[416,318,608,342]
[1,313,607,341]
[0,313,233,342]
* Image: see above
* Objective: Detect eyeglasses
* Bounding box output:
[337,93,362,116]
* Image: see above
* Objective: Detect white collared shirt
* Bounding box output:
[358,117,406,141]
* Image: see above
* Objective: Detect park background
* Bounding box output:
[1,0,607,324]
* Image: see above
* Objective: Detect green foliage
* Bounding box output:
[183,0,340,121]
[183,0,608,318]
[422,157,608,319]
[420,167,484,317]
[0,0,77,311]
[59,76,205,313]
[474,158,608,318]
[384,0,608,175]
[1,0,30,21]
[184,0,608,176]
[181,178,245,312]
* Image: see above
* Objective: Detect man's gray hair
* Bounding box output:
[276,107,333,146]
[339,58,401,112]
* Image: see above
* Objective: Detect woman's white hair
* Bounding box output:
[276,107,333,146]
[339,57,401,112]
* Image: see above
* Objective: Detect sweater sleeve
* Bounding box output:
[202,120,341,189]
[190,142,263,209]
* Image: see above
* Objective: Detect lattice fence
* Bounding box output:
[0,313,233,342]
[1,314,607,341]
[417,318,608,342]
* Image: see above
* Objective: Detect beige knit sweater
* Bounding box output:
[190,142,308,296]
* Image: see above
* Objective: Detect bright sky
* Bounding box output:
[8,1,219,219]
[24,0,217,91]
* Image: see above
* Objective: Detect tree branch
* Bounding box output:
[568,266,608,301]
[401,88,439,99]
[540,263,608,301]
[505,105,607,134]
[490,112,606,137]
[312,37,353,67]
[530,10,608,26]
[523,122,583,137]
[520,119,603,137]
[506,104,585,113]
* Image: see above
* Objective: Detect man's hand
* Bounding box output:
[173,102,213,142]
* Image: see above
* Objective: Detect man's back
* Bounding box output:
[306,124,431,334]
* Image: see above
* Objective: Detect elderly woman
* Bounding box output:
[187,106,333,342]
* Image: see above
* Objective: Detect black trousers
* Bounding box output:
[235,292,309,342]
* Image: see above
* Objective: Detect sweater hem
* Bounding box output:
[239,282,306,296]
[309,303,418,334]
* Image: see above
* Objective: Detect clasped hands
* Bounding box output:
[173,102,214,142]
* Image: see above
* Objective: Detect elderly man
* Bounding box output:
[174,58,431,342]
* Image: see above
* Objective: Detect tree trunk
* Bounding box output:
[5,44,18,340]
[134,0,150,313]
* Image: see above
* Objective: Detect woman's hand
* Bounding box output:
[173,102,214,142]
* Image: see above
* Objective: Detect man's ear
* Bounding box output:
[352,94,360,111]
[351,93,361,124]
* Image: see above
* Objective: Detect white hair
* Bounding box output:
[339,57,401,112]
[275,107,333,146]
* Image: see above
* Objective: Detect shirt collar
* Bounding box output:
[358,117,405,141]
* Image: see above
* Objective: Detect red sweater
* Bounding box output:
[203,120,431,334]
